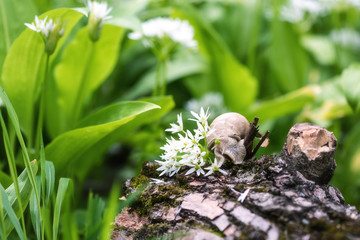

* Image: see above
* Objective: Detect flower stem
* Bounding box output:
[71,41,95,126]
[35,54,50,153]
[153,57,167,96]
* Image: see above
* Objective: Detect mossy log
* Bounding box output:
[112,123,360,240]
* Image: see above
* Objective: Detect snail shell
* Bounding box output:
[207,112,250,164]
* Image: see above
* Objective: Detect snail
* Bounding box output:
[206,112,269,165]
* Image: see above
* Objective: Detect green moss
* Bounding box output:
[132,183,184,215]
[133,223,172,239]
[131,174,150,189]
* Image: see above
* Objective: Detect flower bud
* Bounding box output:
[45,20,64,55]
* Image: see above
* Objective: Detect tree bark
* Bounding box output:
[112,123,360,240]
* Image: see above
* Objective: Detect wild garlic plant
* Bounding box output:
[129,17,197,96]
[156,108,227,177]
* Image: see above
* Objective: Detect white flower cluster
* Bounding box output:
[156,108,227,177]
[129,17,197,49]
[25,16,61,38]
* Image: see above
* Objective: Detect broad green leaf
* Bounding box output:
[0,0,37,73]
[2,160,38,237]
[122,55,204,100]
[45,101,162,178]
[1,28,46,139]
[53,178,72,240]
[268,18,309,92]
[175,4,258,112]
[248,86,317,121]
[340,64,360,112]
[301,35,336,66]
[52,24,124,136]
[1,8,83,140]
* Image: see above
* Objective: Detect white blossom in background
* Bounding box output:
[87,1,112,23]
[330,28,360,50]
[185,92,228,122]
[238,188,250,203]
[129,17,197,49]
[0,97,3,107]
[156,107,226,177]
[280,0,324,23]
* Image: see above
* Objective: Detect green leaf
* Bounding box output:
[248,86,317,121]
[45,101,163,178]
[0,86,40,220]
[52,24,124,136]
[0,0,37,73]
[0,171,12,189]
[175,3,258,112]
[53,178,72,240]
[301,35,336,66]
[100,183,120,240]
[268,19,309,92]
[1,8,83,140]
[44,161,55,204]
[2,160,38,238]
[340,64,360,113]
[29,177,41,240]
[85,192,105,239]
[122,55,204,100]
[0,185,24,240]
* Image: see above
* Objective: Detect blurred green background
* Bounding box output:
[1,0,360,238]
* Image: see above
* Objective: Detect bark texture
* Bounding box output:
[112,124,360,240]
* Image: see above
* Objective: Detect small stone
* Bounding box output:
[212,214,230,231]
[181,193,224,220]
[281,123,337,184]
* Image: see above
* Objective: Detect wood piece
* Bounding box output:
[281,123,337,184]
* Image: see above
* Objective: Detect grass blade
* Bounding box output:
[100,184,120,240]
[0,189,7,240]
[0,87,41,220]
[53,178,72,240]
[85,192,105,239]
[0,111,27,239]
[29,177,41,240]
[44,161,55,205]
[0,185,24,240]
